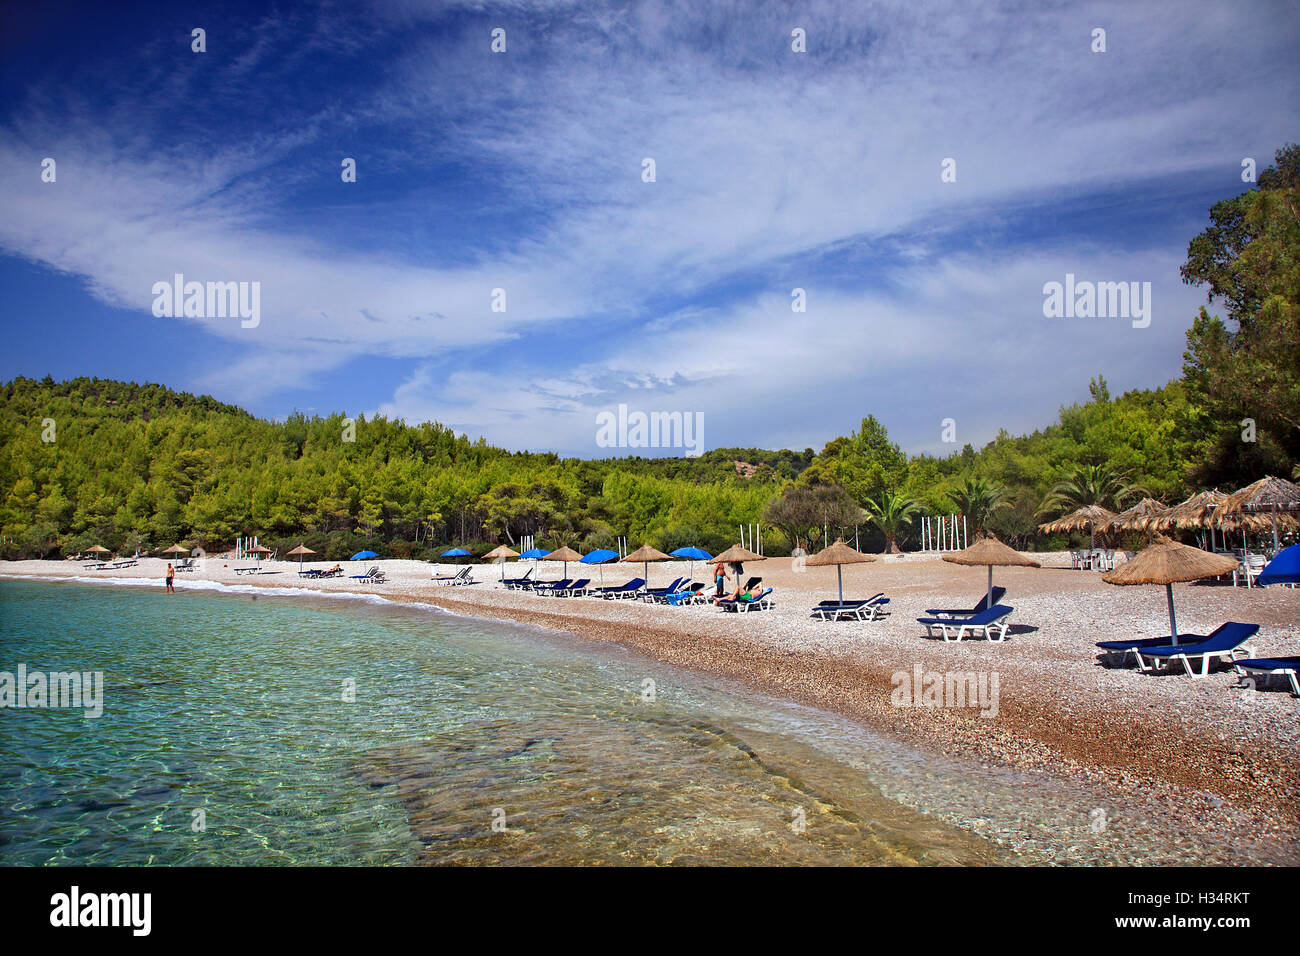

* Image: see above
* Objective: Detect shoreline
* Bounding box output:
[4,554,1298,863]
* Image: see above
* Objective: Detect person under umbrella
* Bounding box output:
[712,544,765,593]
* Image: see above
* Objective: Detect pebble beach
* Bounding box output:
[5,550,1298,863]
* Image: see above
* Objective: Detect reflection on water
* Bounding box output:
[0,579,1277,865]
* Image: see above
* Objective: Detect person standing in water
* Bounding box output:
[165,562,175,594]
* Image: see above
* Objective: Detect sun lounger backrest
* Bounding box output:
[960,604,1012,625]
[1183,622,1259,652]
[973,587,1007,613]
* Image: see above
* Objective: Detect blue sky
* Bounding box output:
[1,0,1297,458]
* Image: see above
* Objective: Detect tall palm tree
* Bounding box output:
[948,476,1007,534]
[1039,464,1143,516]
[864,491,921,553]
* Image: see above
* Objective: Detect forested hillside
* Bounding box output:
[2,145,1295,560]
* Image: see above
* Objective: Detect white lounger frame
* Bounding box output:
[920,612,1012,643]
[1134,643,1256,678]
[1233,662,1300,696]
[811,598,888,622]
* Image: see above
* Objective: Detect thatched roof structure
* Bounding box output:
[1095,497,1168,534]
[1038,504,1116,534]
[482,545,519,561]
[1140,490,1223,531]
[1217,476,1300,516]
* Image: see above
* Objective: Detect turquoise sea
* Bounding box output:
[0,578,1264,865]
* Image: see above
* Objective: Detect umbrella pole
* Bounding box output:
[1273,507,1279,554]
[1166,583,1179,645]
[837,565,844,604]
[987,565,993,609]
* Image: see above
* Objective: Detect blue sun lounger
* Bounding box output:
[718,587,774,612]
[1132,622,1259,678]
[811,593,889,621]
[1096,631,1215,667]
[917,605,1014,642]
[549,578,592,597]
[594,578,645,599]
[924,587,1006,619]
[641,578,686,603]
[1233,656,1300,696]
[431,567,471,585]
[530,578,572,594]
[502,568,534,589]
[665,583,707,605]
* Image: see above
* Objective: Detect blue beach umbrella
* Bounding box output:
[518,547,550,580]
[439,547,472,577]
[1257,544,1300,587]
[349,550,379,561]
[670,547,713,561]
[581,548,619,584]
[670,546,713,583]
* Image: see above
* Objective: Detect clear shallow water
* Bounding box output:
[0,578,1267,865]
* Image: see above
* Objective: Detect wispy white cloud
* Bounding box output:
[0,0,1295,450]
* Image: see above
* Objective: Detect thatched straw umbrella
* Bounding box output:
[285,544,315,571]
[1102,535,1239,644]
[542,545,583,580]
[1038,504,1117,550]
[1094,498,1168,538]
[1217,476,1300,553]
[621,544,671,587]
[162,543,189,557]
[712,543,765,589]
[805,538,875,604]
[86,545,110,557]
[482,544,520,581]
[246,543,273,569]
[943,534,1040,609]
